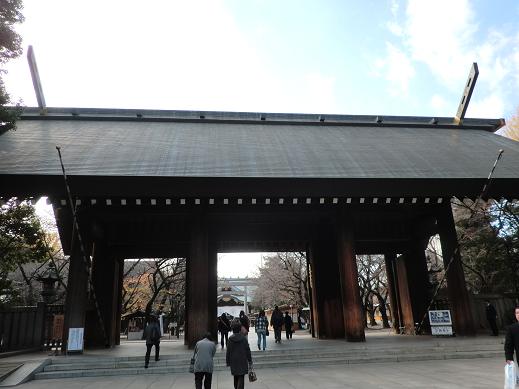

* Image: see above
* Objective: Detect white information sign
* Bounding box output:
[428,310,452,325]
[67,327,84,352]
[428,310,453,336]
[431,325,453,336]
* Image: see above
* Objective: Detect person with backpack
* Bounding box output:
[239,310,250,336]
[218,313,231,349]
[143,314,161,368]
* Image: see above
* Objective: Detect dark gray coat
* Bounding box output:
[505,322,519,361]
[194,337,216,373]
[143,322,161,345]
[226,333,252,376]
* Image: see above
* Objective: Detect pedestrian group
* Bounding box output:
[143,307,298,388]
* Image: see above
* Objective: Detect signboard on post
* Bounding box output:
[428,310,453,336]
[52,314,64,340]
[67,327,84,352]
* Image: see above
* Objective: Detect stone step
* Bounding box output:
[47,342,503,367]
[34,349,503,380]
[42,343,504,371]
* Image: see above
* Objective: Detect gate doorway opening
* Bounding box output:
[121,258,186,341]
[217,252,311,336]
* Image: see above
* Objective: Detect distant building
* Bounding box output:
[217,277,257,317]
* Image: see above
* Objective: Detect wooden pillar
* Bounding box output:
[437,204,476,336]
[185,213,216,347]
[115,258,124,346]
[395,242,431,334]
[310,229,344,339]
[406,241,430,333]
[395,253,415,334]
[337,217,365,342]
[62,239,90,352]
[306,244,318,338]
[85,243,120,347]
[384,253,401,333]
[208,243,218,339]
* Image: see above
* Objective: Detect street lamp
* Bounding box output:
[38,266,59,305]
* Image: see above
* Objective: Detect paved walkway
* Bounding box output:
[15,357,508,388]
[2,329,510,388]
[3,328,506,362]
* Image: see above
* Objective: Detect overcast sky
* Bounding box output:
[4,0,519,119]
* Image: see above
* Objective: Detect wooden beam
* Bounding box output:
[454,62,479,124]
[27,45,47,114]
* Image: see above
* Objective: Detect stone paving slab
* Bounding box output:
[14,357,510,388]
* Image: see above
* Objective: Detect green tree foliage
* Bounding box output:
[0,0,24,134]
[0,0,24,63]
[454,199,519,296]
[0,198,47,305]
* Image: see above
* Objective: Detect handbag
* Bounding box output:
[248,365,257,382]
[265,328,269,336]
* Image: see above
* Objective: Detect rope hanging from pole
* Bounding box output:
[414,149,504,335]
[56,145,109,348]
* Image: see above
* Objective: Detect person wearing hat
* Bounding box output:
[143,314,161,368]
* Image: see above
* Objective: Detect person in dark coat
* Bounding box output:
[143,315,161,368]
[226,319,252,389]
[239,310,250,335]
[284,311,293,339]
[505,306,519,370]
[270,305,283,343]
[218,313,231,348]
[485,300,498,336]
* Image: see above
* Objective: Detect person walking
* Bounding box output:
[227,319,252,389]
[485,300,499,336]
[239,310,250,336]
[193,332,217,389]
[218,313,231,349]
[143,314,161,368]
[255,309,268,351]
[270,306,283,343]
[505,306,519,371]
[284,311,293,339]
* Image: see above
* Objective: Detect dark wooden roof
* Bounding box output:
[1,107,517,199]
